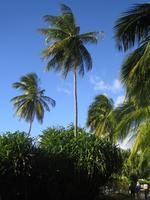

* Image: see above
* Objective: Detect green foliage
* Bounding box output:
[121,42,150,106]
[0,131,33,176]
[113,100,150,175]
[114,2,150,117]
[0,128,123,200]
[113,101,149,142]
[87,94,115,141]
[39,125,123,178]
[114,3,150,51]
[39,4,100,77]
[114,3,150,164]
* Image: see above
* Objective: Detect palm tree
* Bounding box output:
[114,2,150,170]
[87,94,114,141]
[114,3,150,106]
[39,4,101,136]
[11,73,56,134]
[113,100,150,169]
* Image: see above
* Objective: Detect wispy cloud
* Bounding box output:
[57,87,71,95]
[115,95,125,107]
[90,75,122,93]
[57,82,72,95]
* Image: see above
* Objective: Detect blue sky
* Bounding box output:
[0,0,147,136]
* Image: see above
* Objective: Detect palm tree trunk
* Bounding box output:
[28,120,32,135]
[73,69,78,137]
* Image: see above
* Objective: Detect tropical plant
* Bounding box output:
[114,2,150,106]
[113,100,150,176]
[39,125,123,200]
[40,124,123,178]
[39,4,101,136]
[11,73,55,134]
[0,128,123,200]
[114,2,150,174]
[87,94,115,141]
[0,131,34,200]
[0,131,33,176]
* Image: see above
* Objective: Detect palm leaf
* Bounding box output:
[114,3,150,51]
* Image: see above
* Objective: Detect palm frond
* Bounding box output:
[121,41,150,105]
[79,44,92,72]
[38,28,69,42]
[60,4,76,33]
[60,4,73,16]
[12,82,27,90]
[129,119,150,159]
[120,43,146,86]
[45,51,65,72]
[42,37,71,58]
[79,32,100,44]
[35,101,44,123]
[62,56,74,78]
[114,3,150,51]
[114,101,149,141]
[42,15,70,32]
[41,96,56,107]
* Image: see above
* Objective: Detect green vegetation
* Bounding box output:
[113,2,150,175]
[0,129,123,200]
[87,94,114,141]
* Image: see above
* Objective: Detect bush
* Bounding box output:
[0,127,123,200]
[39,126,123,200]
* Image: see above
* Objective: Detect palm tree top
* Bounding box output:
[87,94,114,140]
[114,2,150,51]
[13,73,39,93]
[39,4,102,78]
[11,73,56,125]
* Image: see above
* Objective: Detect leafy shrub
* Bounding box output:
[0,127,123,200]
[39,126,123,200]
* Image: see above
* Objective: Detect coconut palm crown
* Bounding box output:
[114,3,150,106]
[87,94,114,141]
[11,73,56,134]
[39,4,101,136]
[114,3,150,51]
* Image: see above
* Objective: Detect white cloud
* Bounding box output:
[57,82,72,95]
[113,79,122,91]
[90,75,122,93]
[57,87,71,95]
[115,95,125,107]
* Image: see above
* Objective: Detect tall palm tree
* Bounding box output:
[87,94,114,141]
[11,73,56,134]
[39,4,101,136]
[114,3,150,106]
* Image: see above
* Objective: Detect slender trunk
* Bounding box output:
[73,69,78,137]
[28,120,32,135]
